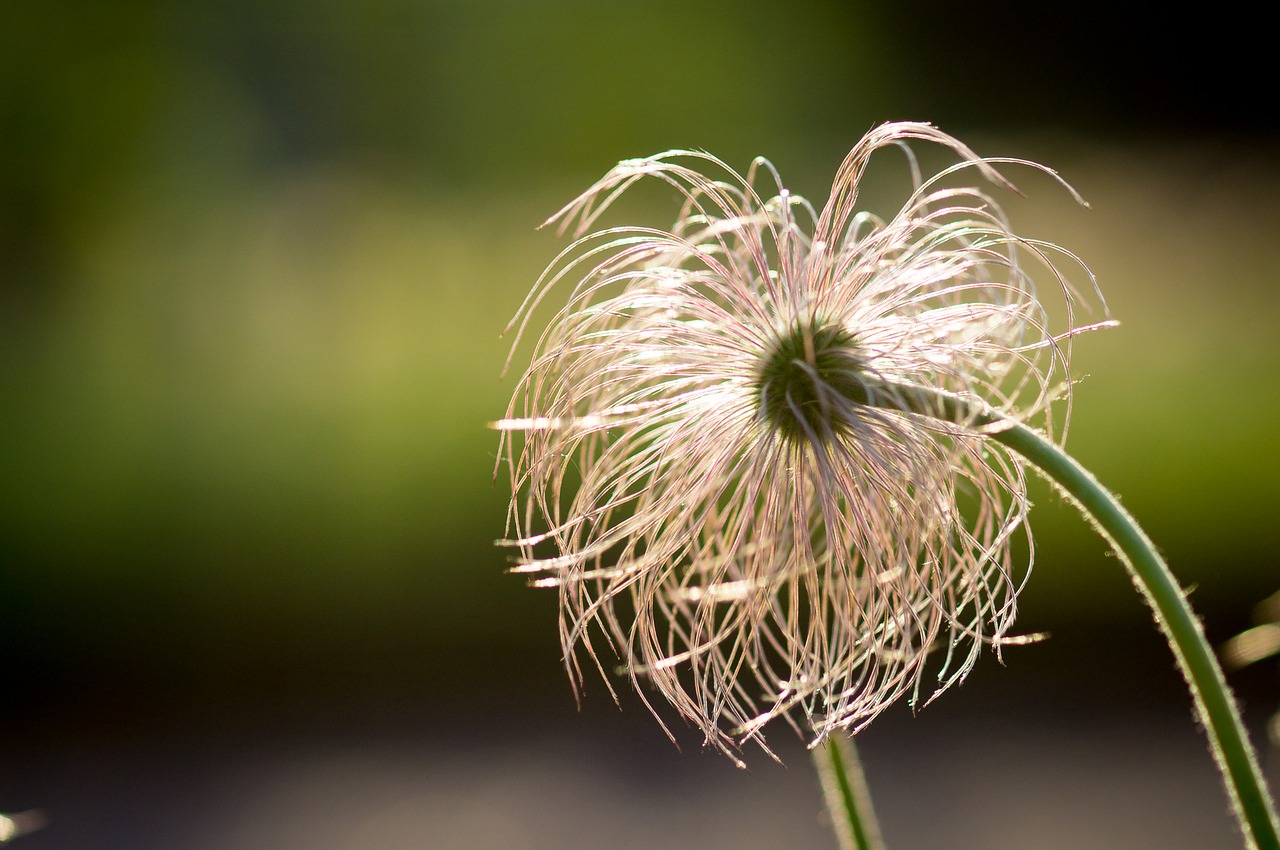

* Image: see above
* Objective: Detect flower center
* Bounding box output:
[755,319,866,444]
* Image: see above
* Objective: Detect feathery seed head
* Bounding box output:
[754,319,865,446]
[494,122,1104,763]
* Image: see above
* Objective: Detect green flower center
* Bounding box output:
[755,319,865,444]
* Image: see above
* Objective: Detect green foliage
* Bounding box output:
[2,0,1277,705]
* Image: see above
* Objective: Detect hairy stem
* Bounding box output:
[990,418,1280,850]
[852,378,1280,850]
[814,732,886,850]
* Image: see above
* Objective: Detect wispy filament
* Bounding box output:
[495,122,1102,762]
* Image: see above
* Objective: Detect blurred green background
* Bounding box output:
[2,2,1277,848]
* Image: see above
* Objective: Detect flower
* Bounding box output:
[495,122,1099,762]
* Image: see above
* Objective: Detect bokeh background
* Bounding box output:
[2,3,1278,848]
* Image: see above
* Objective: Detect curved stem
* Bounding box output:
[853,379,1280,850]
[990,419,1280,850]
[814,732,885,850]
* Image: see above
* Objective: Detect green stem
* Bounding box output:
[814,732,886,850]
[991,418,1280,850]
[855,379,1280,850]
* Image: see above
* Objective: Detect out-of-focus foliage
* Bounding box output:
[1,0,1276,720]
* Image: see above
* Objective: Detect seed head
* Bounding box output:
[754,319,866,445]
[494,122,1103,762]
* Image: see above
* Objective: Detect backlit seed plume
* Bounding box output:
[494,122,1103,762]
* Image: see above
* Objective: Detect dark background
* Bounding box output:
[2,3,1277,848]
